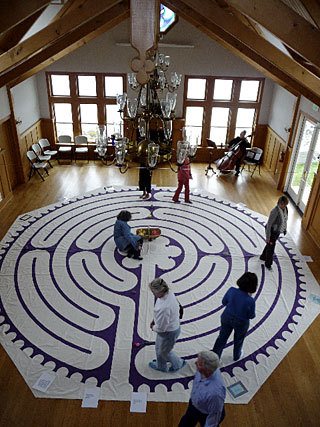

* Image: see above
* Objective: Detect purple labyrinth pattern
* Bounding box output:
[0,186,319,403]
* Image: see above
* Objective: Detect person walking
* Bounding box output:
[179,351,226,427]
[149,278,186,372]
[212,272,258,361]
[172,156,192,203]
[260,195,289,270]
[113,210,143,260]
[138,163,152,200]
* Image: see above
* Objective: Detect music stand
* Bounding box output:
[205,139,217,175]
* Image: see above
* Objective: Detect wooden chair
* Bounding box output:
[26,151,49,181]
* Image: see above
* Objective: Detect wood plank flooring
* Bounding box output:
[0,161,319,427]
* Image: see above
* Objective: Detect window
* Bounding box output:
[80,104,98,141]
[53,103,73,138]
[47,72,126,142]
[184,76,263,146]
[78,76,96,96]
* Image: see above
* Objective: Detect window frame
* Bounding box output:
[46,71,126,142]
[183,75,264,146]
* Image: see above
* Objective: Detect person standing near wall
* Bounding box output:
[260,195,289,270]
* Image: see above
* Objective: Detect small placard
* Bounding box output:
[32,372,55,393]
[81,387,100,408]
[309,294,320,305]
[227,381,248,399]
[130,391,147,413]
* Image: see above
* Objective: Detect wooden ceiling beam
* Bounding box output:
[224,0,320,69]
[0,8,45,52]
[0,0,50,36]
[163,0,320,105]
[0,0,122,75]
[300,0,320,29]
[2,1,130,88]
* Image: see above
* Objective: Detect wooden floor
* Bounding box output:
[0,161,319,427]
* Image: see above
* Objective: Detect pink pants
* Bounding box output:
[173,179,190,202]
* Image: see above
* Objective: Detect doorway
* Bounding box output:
[286,115,320,212]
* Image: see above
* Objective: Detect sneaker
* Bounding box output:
[234,350,243,361]
[149,361,167,372]
[169,359,186,372]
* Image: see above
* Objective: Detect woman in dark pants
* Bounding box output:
[213,272,258,361]
[139,163,152,200]
[260,195,288,270]
[113,210,143,260]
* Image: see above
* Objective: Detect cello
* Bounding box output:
[216,134,251,173]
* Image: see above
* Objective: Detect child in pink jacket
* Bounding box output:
[172,157,192,203]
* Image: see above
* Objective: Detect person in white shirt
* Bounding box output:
[149,278,186,372]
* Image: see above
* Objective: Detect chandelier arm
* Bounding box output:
[168,159,178,173]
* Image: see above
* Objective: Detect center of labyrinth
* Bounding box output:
[1,187,317,403]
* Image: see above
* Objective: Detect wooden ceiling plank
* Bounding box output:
[0,0,122,75]
[163,0,320,105]
[0,0,50,36]
[1,1,130,87]
[300,0,320,29]
[0,9,45,52]
[224,0,320,69]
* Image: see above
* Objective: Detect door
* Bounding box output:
[286,116,320,212]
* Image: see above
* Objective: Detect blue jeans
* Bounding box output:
[155,327,183,371]
[213,312,249,360]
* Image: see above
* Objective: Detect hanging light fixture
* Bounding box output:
[95,0,198,172]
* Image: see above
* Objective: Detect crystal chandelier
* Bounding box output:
[95,0,198,172]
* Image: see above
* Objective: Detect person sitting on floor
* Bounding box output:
[114,210,143,260]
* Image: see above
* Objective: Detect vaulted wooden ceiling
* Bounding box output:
[0,0,320,105]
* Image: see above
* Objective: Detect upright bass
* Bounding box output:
[216,132,251,174]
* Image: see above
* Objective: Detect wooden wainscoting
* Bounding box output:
[0,117,14,210]
[263,127,287,186]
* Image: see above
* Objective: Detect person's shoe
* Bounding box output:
[149,361,167,372]
[259,255,266,261]
[235,171,240,177]
[265,265,273,271]
[172,199,180,203]
[139,193,145,199]
[234,350,243,361]
[185,200,192,204]
[168,359,186,372]
[143,193,150,200]
[133,256,143,260]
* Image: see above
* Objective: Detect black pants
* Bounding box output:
[260,232,280,267]
[125,238,143,259]
[179,400,225,427]
[139,167,152,193]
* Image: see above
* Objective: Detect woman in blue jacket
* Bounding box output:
[114,210,143,260]
[213,272,258,361]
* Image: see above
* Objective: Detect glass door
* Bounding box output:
[286,116,320,212]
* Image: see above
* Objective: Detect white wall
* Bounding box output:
[11,77,41,134]
[267,85,297,141]
[0,87,10,121]
[37,17,274,121]
[299,96,320,122]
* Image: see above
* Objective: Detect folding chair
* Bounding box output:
[26,151,49,181]
[74,135,89,162]
[32,143,53,168]
[57,135,73,163]
[241,147,263,177]
[38,138,58,159]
